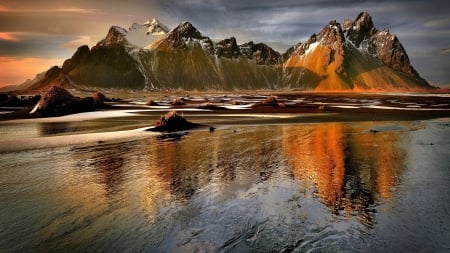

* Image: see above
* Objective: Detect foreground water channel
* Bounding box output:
[1,115,450,252]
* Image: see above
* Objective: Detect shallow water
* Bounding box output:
[1,119,450,252]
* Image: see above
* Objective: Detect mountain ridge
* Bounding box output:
[11,12,432,93]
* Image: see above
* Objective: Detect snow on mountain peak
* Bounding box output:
[143,18,169,35]
[118,18,169,48]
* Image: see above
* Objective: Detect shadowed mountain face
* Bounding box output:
[19,12,431,92]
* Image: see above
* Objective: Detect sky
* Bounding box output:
[0,0,449,87]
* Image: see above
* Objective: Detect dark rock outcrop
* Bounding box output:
[149,111,200,132]
[216,37,240,58]
[30,86,105,117]
[261,95,286,107]
[0,94,41,107]
[93,91,108,104]
[30,86,79,116]
[145,99,159,106]
[239,41,281,65]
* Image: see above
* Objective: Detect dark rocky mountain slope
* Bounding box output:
[17,12,431,92]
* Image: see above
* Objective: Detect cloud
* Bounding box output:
[0,57,65,86]
[0,32,82,58]
[0,4,99,14]
[0,32,20,41]
[440,48,450,55]
[60,36,92,50]
[424,18,450,28]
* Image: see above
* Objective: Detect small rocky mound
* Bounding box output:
[149,111,200,132]
[145,98,159,106]
[30,86,105,117]
[171,98,186,105]
[93,91,108,104]
[261,95,286,107]
[0,94,41,107]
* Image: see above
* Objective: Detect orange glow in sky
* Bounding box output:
[0,32,18,41]
[0,57,64,87]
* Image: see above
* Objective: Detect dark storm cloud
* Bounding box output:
[0,33,85,58]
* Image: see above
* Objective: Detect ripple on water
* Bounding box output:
[1,120,450,252]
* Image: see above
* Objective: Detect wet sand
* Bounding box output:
[1,92,450,252]
[1,92,449,153]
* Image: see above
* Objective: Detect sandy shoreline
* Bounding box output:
[1,92,449,153]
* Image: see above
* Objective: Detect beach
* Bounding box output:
[1,92,450,252]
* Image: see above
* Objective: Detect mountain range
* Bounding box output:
[12,12,432,92]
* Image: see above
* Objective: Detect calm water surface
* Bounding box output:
[1,120,450,252]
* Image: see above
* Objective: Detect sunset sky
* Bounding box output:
[1,0,449,87]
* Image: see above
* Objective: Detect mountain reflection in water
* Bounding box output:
[283,123,405,227]
[1,120,449,252]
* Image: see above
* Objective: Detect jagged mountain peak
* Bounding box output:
[142,18,169,35]
[155,21,215,52]
[97,18,169,48]
[345,11,378,47]
[239,42,281,65]
[283,11,429,90]
[355,11,374,27]
[96,26,127,47]
[19,12,431,92]
[216,37,240,58]
[169,21,203,39]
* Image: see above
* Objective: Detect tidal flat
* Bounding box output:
[1,93,450,252]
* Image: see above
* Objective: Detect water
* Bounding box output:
[1,120,450,252]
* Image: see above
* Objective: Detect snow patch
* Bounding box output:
[123,19,169,48]
[305,42,319,55]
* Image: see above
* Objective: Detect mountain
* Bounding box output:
[16,13,432,92]
[97,18,169,48]
[284,12,429,90]
[142,21,281,90]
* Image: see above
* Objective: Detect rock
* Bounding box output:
[0,94,24,107]
[261,95,287,108]
[30,86,79,116]
[197,102,225,110]
[0,94,41,108]
[262,95,280,106]
[216,37,240,58]
[145,98,159,106]
[239,41,281,65]
[30,86,102,117]
[93,91,108,104]
[149,111,200,132]
[171,98,186,105]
